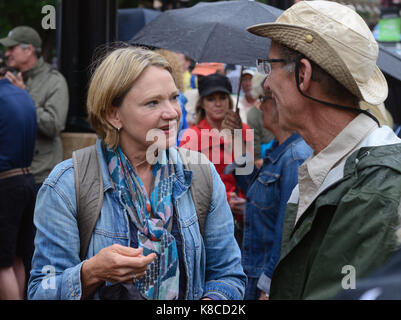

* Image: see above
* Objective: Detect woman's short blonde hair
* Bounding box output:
[87,46,173,149]
[195,93,234,124]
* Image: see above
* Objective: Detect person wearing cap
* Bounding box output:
[179,73,253,243]
[0,25,69,189]
[0,59,37,299]
[183,63,225,127]
[237,68,257,124]
[247,1,401,299]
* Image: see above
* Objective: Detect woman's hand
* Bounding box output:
[259,291,270,300]
[222,109,242,132]
[81,244,156,299]
[228,192,246,217]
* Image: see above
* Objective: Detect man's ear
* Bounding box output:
[106,106,122,130]
[297,58,313,92]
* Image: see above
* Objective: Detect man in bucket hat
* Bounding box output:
[0,26,68,190]
[247,1,401,299]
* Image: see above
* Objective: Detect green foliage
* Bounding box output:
[0,0,56,37]
[0,0,57,61]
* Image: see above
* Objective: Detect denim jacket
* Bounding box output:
[28,140,246,300]
[235,134,312,292]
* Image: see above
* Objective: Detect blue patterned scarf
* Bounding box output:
[104,145,179,300]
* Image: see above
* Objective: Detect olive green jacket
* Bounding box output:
[270,126,401,300]
[23,57,69,183]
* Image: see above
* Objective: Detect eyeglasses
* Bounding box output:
[256,58,286,76]
[259,95,272,103]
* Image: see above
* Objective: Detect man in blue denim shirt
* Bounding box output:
[229,84,312,300]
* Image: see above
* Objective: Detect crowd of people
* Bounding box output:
[1,0,401,300]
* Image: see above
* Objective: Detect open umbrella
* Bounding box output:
[130,0,283,67]
[377,44,401,82]
[118,8,161,42]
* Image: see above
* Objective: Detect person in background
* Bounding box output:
[176,52,195,92]
[0,58,37,299]
[237,68,257,124]
[28,46,246,300]
[183,63,226,128]
[0,25,68,191]
[228,82,311,300]
[179,73,253,245]
[246,71,274,164]
[247,0,401,299]
[155,49,188,145]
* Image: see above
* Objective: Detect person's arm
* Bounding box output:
[28,175,88,300]
[28,163,155,300]
[202,163,247,300]
[35,75,69,138]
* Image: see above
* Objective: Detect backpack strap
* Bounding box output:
[177,147,213,237]
[72,145,104,261]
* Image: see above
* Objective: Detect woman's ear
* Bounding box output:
[106,106,122,130]
[298,58,313,92]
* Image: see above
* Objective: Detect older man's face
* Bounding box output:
[5,44,32,70]
[263,41,300,132]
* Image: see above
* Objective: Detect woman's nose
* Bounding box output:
[162,101,180,119]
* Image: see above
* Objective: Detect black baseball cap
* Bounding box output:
[198,73,232,97]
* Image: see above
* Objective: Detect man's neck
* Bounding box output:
[19,56,38,73]
[298,106,358,154]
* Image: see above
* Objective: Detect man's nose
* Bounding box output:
[263,76,271,92]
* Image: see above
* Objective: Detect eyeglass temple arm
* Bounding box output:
[294,56,380,127]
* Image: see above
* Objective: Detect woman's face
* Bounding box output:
[202,92,230,123]
[107,65,181,153]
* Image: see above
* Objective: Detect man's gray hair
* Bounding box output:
[20,43,42,58]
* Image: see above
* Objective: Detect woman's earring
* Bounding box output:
[117,127,121,133]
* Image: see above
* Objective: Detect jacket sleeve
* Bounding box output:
[202,162,247,300]
[36,73,69,139]
[27,162,84,300]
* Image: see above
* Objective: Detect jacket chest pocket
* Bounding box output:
[248,171,280,213]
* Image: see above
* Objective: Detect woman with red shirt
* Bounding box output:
[179,73,252,242]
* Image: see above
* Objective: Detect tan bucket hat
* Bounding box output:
[247,1,388,105]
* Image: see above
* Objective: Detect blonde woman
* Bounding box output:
[28,47,246,300]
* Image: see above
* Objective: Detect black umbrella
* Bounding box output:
[377,44,401,82]
[130,0,283,67]
[118,8,161,42]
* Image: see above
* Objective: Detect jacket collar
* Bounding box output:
[266,133,302,164]
[22,57,45,81]
[292,118,401,225]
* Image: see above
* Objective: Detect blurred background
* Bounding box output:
[0,0,400,135]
